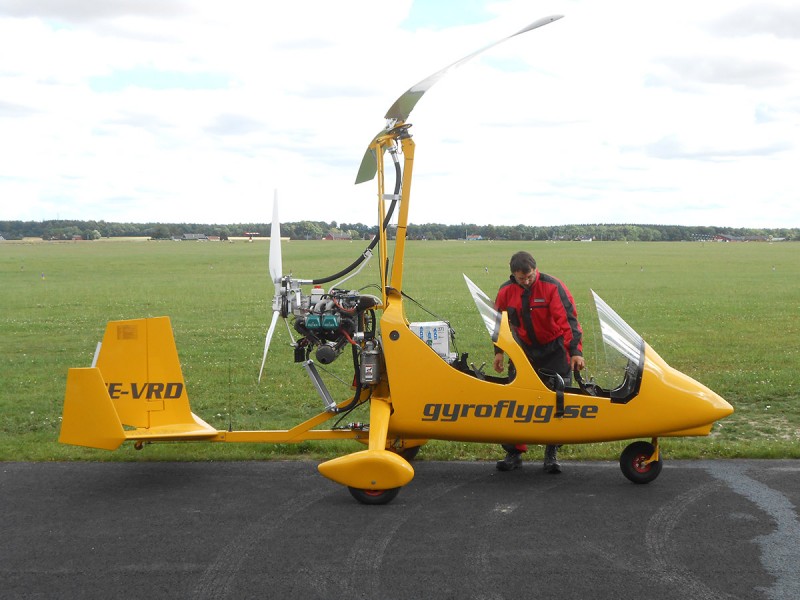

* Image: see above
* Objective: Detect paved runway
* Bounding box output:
[2,459,799,599]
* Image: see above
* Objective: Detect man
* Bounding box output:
[492,251,585,473]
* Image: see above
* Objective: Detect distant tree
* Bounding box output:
[1,218,797,243]
[291,221,324,240]
[150,225,171,240]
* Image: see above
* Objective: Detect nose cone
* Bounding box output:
[679,375,734,423]
[643,346,734,431]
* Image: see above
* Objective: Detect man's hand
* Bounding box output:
[571,355,586,371]
[493,353,504,373]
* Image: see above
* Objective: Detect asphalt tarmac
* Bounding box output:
[2,459,799,600]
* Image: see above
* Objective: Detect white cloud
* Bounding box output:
[1,0,798,228]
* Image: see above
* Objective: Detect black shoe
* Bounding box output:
[496,451,523,472]
[544,445,562,474]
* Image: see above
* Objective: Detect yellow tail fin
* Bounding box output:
[59,317,217,450]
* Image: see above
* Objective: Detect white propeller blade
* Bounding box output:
[258,310,280,383]
[259,190,284,383]
[269,190,282,285]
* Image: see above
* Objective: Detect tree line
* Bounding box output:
[1,219,797,242]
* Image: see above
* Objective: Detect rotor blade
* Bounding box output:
[258,310,280,383]
[385,15,563,121]
[354,130,386,184]
[269,190,282,284]
[355,14,563,184]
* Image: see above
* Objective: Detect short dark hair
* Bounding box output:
[510,251,536,273]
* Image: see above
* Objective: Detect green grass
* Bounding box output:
[2,238,799,462]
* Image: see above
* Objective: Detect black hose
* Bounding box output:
[312,151,402,285]
[334,344,364,414]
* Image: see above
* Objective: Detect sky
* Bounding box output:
[1,0,799,228]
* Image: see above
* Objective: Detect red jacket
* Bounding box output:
[495,271,583,374]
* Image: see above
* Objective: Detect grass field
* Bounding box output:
[2,238,799,462]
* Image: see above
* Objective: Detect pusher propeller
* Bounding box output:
[355,14,563,184]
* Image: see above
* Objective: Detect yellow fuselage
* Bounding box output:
[379,290,733,445]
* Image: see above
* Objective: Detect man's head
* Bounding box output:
[510,251,537,288]
[510,251,536,273]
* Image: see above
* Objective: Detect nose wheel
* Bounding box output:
[348,487,401,505]
[620,440,662,484]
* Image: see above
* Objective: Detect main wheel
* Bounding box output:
[348,486,401,505]
[386,440,425,461]
[396,445,421,461]
[620,441,662,484]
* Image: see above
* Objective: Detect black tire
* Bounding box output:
[397,445,421,461]
[348,486,401,505]
[620,441,662,484]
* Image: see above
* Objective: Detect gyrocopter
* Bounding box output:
[59,15,733,504]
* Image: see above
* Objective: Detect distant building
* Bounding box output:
[182,233,208,241]
[323,232,351,241]
[466,234,483,241]
[713,234,769,242]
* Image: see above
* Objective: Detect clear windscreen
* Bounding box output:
[591,290,644,364]
[588,290,644,396]
[463,274,501,342]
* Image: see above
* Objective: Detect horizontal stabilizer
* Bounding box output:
[60,368,126,450]
[125,416,218,441]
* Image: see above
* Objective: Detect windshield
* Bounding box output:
[463,274,501,342]
[591,290,643,364]
[589,290,644,402]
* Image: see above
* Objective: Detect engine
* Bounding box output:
[291,286,380,365]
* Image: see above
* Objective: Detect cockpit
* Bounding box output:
[463,275,644,403]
